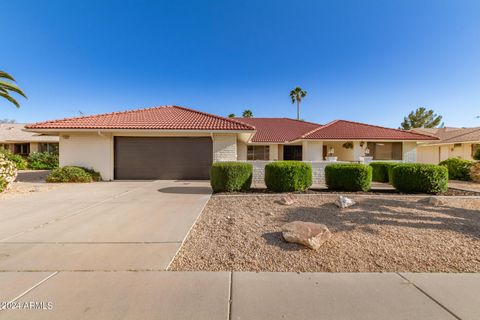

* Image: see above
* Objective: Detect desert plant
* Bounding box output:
[325,163,372,191]
[0,152,17,191]
[391,164,448,194]
[369,162,400,183]
[27,152,59,170]
[264,161,312,192]
[439,157,473,181]
[0,149,27,169]
[470,162,480,183]
[46,166,101,183]
[210,162,252,192]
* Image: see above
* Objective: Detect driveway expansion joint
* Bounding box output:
[396,273,462,320]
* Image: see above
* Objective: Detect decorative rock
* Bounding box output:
[424,196,446,206]
[335,196,355,208]
[279,194,296,206]
[282,221,332,250]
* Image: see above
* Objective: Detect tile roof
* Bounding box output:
[25,106,255,131]
[235,118,321,142]
[301,120,437,141]
[412,127,480,144]
[0,123,58,142]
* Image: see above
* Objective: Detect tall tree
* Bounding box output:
[289,87,307,120]
[400,107,443,130]
[242,109,253,118]
[228,113,236,118]
[0,71,27,108]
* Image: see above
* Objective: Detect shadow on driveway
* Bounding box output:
[158,186,212,195]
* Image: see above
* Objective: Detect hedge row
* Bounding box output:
[0,150,59,170]
[439,157,473,181]
[369,162,400,183]
[209,161,449,195]
[391,164,448,194]
[210,161,313,193]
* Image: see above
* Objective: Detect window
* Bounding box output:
[247,146,270,160]
[367,142,402,160]
[14,143,30,155]
[39,143,59,154]
[0,144,10,151]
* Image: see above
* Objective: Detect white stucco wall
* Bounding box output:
[59,133,114,180]
[402,142,417,163]
[302,141,323,161]
[417,146,439,164]
[212,133,237,162]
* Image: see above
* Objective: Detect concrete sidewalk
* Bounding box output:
[1,272,478,320]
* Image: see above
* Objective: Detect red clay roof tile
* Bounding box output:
[25,106,255,131]
[301,120,437,141]
[235,118,321,142]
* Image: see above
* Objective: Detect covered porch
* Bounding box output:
[238,140,417,163]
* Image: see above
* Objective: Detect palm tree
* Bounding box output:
[228,113,236,118]
[0,71,27,108]
[289,87,307,120]
[242,109,253,118]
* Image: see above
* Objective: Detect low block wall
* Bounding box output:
[237,161,348,185]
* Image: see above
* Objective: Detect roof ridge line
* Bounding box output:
[171,106,255,130]
[297,120,339,140]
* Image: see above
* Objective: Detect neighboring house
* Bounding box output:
[412,127,480,164]
[0,123,59,156]
[25,106,436,180]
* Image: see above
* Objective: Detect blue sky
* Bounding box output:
[1,0,479,127]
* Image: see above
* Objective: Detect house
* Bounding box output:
[412,127,480,163]
[0,123,59,156]
[25,106,436,180]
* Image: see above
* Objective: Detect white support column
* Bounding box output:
[303,141,323,161]
[269,144,279,161]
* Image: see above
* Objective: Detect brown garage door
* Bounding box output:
[114,137,212,180]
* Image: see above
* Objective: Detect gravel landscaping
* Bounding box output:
[170,194,480,272]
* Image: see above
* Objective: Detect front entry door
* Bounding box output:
[283,146,303,161]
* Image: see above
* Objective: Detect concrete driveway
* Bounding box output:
[0,180,212,271]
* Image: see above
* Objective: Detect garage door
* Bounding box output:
[114,137,213,180]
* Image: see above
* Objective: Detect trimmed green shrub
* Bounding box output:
[325,163,372,191]
[27,152,59,170]
[0,153,17,192]
[473,148,480,161]
[0,150,27,170]
[210,162,252,192]
[391,164,448,194]
[264,161,312,192]
[369,162,400,183]
[439,157,473,181]
[46,166,102,183]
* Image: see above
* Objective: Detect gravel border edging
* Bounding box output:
[212,193,480,199]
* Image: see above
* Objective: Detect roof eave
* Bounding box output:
[24,128,256,134]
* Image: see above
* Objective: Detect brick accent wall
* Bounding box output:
[240,160,347,186]
[213,134,237,162]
